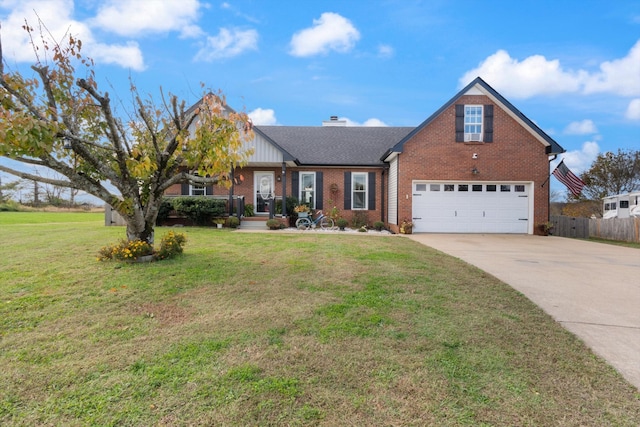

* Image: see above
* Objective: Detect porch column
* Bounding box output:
[229,165,235,216]
[281,162,287,217]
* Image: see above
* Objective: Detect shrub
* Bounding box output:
[227,216,240,228]
[351,211,369,229]
[155,198,174,225]
[266,219,283,230]
[98,239,153,261]
[156,231,187,260]
[0,200,21,212]
[244,204,255,217]
[336,218,349,230]
[373,221,385,231]
[172,197,226,225]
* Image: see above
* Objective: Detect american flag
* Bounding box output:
[552,160,585,197]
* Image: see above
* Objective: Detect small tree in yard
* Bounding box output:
[0,24,253,243]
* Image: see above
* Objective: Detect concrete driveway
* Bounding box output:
[407,234,640,391]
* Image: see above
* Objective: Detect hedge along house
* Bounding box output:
[165,77,565,234]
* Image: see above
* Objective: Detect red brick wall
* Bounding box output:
[234,167,385,224]
[396,95,551,231]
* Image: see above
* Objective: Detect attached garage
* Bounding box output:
[411,181,532,233]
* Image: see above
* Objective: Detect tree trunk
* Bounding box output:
[123,198,161,244]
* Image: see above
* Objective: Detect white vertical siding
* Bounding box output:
[388,157,398,225]
[247,133,284,164]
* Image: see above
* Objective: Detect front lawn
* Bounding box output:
[1,213,639,425]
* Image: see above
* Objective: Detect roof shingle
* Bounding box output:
[255,126,414,166]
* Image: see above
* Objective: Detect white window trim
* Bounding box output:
[190,171,206,196]
[299,171,316,209]
[464,105,483,142]
[351,172,368,210]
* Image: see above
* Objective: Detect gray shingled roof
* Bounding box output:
[255,126,414,166]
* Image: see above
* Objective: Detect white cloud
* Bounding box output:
[90,0,204,38]
[583,40,640,96]
[377,44,394,58]
[0,0,145,70]
[248,108,277,125]
[564,119,598,135]
[460,39,640,99]
[194,27,258,61]
[341,117,388,127]
[289,12,360,57]
[555,141,600,174]
[459,50,584,98]
[625,99,640,121]
[90,41,145,71]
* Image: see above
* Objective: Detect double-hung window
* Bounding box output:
[300,172,316,208]
[190,172,206,196]
[352,172,367,210]
[464,105,483,142]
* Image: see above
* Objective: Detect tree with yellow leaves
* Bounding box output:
[0,23,253,243]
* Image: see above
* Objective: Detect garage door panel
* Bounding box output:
[412,182,529,233]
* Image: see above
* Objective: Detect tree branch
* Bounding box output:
[0,164,77,188]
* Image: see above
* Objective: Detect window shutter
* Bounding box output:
[292,171,299,202]
[181,183,189,195]
[484,105,494,143]
[344,172,351,210]
[205,185,213,196]
[316,172,323,209]
[368,172,376,210]
[455,104,464,142]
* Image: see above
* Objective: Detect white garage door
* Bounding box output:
[412,182,530,233]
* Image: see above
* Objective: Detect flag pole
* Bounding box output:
[542,158,560,188]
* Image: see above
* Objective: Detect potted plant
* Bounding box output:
[336,218,349,231]
[294,204,310,218]
[213,218,225,229]
[399,219,413,234]
[536,222,554,236]
[373,221,385,231]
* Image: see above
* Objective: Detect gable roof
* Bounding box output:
[256,126,414,166]
[384,77,565,160]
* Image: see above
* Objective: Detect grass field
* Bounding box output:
[1,212,639,426]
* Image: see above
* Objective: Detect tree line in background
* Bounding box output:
[0,176,89,210]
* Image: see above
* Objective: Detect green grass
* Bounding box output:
[1,212,639,426]
[588,236,640,249]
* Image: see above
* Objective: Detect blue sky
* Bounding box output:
[1,0,639,199]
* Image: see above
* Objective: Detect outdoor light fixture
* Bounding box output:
[472,167,479,175]
[63,137,72,150]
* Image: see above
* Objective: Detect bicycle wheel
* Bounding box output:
[295,217,311,230]
[320,217,334,230]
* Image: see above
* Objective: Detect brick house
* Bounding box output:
[167,77,565,234]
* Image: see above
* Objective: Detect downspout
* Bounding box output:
[381,164,388,223]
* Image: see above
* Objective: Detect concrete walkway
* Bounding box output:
[407,234,640,391]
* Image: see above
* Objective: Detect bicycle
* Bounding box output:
[295,210,334,230]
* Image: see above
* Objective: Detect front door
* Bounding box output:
[254,172,275,214]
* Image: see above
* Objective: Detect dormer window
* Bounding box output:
[455,104,493,143]
[464,105,483,142]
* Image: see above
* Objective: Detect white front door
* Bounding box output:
[254,172,275,214]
